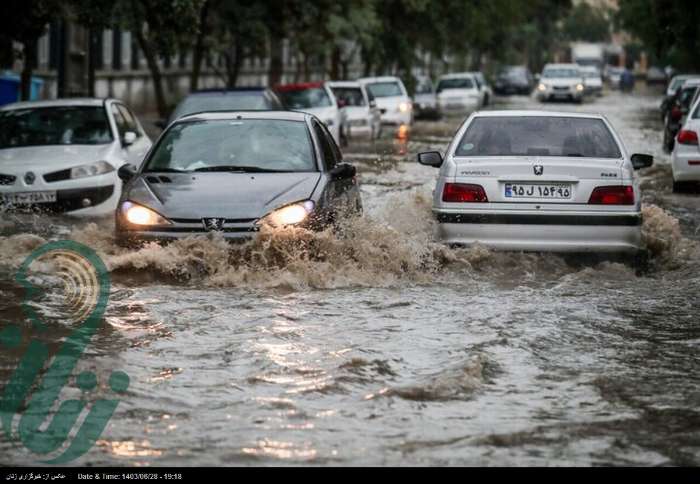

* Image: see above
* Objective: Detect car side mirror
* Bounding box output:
[631,153,653,170]
[118,163,138,182]
[417,151,443,168]
[122,131,137,146]
[330,163,356,180]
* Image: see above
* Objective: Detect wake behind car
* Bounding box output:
[536,64,585,103]
[115,111,362,246]
[0,98,152,215]
[418,111,653,255]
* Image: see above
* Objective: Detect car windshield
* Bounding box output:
[278,87,332,109]
[146,119,316,173]
[170,93,272,122]
[0,106,113,149]
[437,78,475,92]
[414,80,434,95]
[331,87,366,107]
[365,82,403,98]
[543,68,580,78]
[456,116,621,158]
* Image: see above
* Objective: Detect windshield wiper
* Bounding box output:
[193,165,291,173]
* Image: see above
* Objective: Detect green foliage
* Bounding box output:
[617,0,700,70]
[561,2,611,43]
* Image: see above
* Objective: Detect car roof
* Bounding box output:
[358,76,402,84]
[188,88,269,95]
[439,72,477,80]
[473,110,604,120]
[327,81,362,88]
[0,98,111,110]
[175,110,309,123]
[681,78,700,87]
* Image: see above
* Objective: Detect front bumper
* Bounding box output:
[434,211,642,253]
[0,185,115,213]
[537,88,583,101]
[116,217,259,246]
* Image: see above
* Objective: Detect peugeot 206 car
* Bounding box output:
[115,111,362,246]
[417,111,653,256]
[0,98,152,215]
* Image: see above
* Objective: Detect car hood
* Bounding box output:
[0,144,117,173]
[127,172,322,220]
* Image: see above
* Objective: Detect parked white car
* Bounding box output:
[413,75,440,120]
[671,94,700,192]
[328,81,382,140]
[580,65,603,96]
[435,73,483,114]
[0,98,152,215]
[275,82,346,146]
[417,110,653,256]
[536,63,585,103]
[358,76,413,127]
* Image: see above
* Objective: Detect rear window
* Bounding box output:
[455,116,622,159]
[278,87,332,110]
[437,78,475,92]
[331,87,366,107]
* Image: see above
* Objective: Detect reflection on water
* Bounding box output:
[1,90,700,466]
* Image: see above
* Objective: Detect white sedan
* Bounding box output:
[435,73,483,114]
[0,98,152,215]
[358,76,413,127]
[418,111,653,255]
[328,81,382,140]
[671,94,700,192]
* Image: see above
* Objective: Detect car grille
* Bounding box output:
[553,86,570,91]
[0,174,16,185]
[44,169,72,183]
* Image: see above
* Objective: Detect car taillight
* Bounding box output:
[442,183,488,203]
[671,105,682,121]
[677,129,699,145]
[588,186,635,205]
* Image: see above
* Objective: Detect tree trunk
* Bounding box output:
[190,0,210,92]
[268,35,283,86]
[330,45,341,80]
[20,38,37,101]
[225,42,243,88]
[134,27,168,119]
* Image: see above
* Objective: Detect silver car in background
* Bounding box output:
[418,111,653,255]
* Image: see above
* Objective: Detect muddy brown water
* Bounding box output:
[1,89,699,466]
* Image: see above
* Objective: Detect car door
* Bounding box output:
[312,120,358,217]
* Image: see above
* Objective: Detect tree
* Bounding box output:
[1,0,65,100]
[562,2,611,43]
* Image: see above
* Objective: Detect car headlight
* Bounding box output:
[398,102,412,113]
[258,201,315,228]
[70,161,115,179]
[537,83,548,92]
[120,201,171,226]
[576,83,585,92]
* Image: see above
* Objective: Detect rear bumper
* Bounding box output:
[672,151,700,181]
[435,211,642,253]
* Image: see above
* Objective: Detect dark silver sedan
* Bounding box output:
[115,111,362,245]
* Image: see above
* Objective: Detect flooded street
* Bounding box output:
[1,88,700,466]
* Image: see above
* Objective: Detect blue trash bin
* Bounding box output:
[0,72,45,106]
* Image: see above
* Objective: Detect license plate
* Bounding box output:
[0,191,57,204]
[505,183,571,199]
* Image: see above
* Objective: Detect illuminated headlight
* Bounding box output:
[259,201,315,228]
[70,161,114,179]
[398,102,412,113]
[120,201,171,226]
[576,83,585,92]
[537,83,548,92]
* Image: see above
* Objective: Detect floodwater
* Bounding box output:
[1,88,699,466]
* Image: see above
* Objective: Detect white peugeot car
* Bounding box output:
[418,111,653,255]
[536,64,586,103]
[0,98,152,215]
[436,73,483,114]
[327,81,382,140]
[358,76,413,127]
[671,94,700,192]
